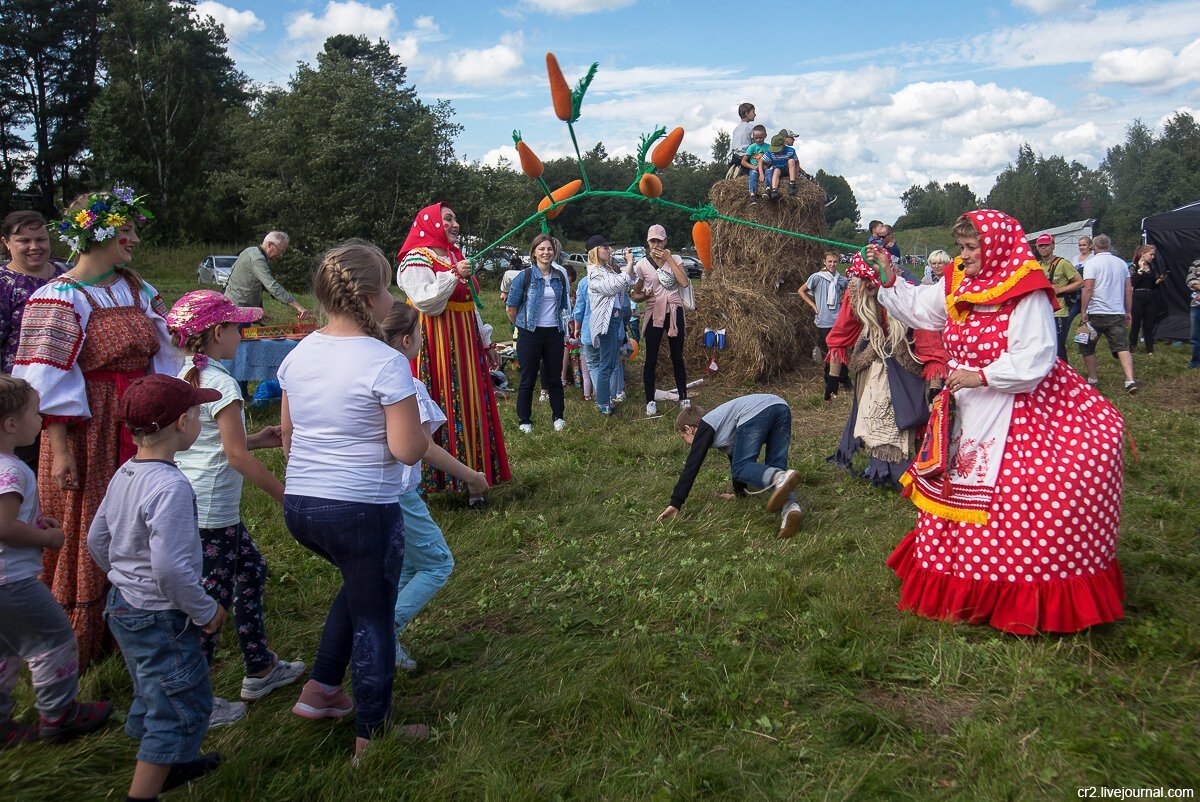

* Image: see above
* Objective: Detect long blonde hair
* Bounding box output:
[849,277,914,362]
[312,240,391,341]
[587,246,619,272]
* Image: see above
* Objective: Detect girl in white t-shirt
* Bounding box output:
[166,290,305,727]
[276,241,427,763]
[381,304,487,672]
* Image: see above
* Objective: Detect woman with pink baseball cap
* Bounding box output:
[628,224,691,416]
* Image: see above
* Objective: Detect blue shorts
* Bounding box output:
[105,587,212,764]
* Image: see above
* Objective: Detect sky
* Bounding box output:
[193,0,1200,221]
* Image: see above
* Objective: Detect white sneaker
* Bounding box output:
[539,389,549,402]
[209,696,248,728]
[519,423,533,434]
[553,418,566,432]
[679,399,691,409]
[614,392,626,403]
[779,502,804,539]
[645,401,657,416]
[240,656,306,701]
[766,469,801,513]
[395,641,417,672]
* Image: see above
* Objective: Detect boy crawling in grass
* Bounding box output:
[657,394,804,538]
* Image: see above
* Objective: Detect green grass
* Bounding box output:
[2,245,1199,800]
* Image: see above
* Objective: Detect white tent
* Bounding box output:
[1025,219,1096,263]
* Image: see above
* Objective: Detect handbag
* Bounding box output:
[911,389,954,479]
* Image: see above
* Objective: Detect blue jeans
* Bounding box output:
[283,495,404,738]
[393,492,454,635]
[104,587,212,764]
[1191,307,1200,368]
[594,314,623,407]
[748,165,776,194]
[731,404,795,503]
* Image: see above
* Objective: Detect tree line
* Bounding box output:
[2,0,1196,270]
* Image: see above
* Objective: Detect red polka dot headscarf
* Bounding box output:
[397,202,464,263]
[949,209,1055,317]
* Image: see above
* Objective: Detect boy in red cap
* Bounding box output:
[1033,233,1083,361]
[88,374,227,802]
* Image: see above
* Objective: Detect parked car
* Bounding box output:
[677,255,704,279]
[197,255,238,287]
[477,247,520,272]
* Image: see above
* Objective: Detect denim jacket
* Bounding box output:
[506,265,570,332]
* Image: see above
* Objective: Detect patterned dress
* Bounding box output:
[399,247,510,491]
[13,273,179,668]
[0,260,67,374]
[877,211,1124,634]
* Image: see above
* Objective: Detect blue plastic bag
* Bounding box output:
[250,379,282,408]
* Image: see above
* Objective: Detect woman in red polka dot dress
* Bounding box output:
[872,210,1125,634]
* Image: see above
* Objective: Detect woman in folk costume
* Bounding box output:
[13,188,180,668]
[826,256,949,489]
[872,210,1125,634]
[397,203,510,492]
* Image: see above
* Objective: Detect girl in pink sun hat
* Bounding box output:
[165,290,305,726]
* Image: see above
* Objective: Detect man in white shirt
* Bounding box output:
[1078,234,1136,394]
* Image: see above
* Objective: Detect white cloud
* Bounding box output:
[932,1,1200,72]
[193,2,264,39]
[286,1,398,42]
[1050,121,1102,152]
[438,32,525,85]
[1011,0,1090,13]
[521,0,636,15]
[873,81,1056,136]
[1089,37,1200,90]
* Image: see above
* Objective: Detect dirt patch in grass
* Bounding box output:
[859,686,978,735]
[1144,370,1200,411]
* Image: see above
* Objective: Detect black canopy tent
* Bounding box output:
[1142,201,1200,341]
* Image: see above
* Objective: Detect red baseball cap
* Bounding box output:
[1036,234,1054,246]
[119,374,221,435]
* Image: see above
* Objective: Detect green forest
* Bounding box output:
[3,0,1199,267]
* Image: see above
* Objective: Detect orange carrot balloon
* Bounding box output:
[651,127,685,170]
[693,221,712,270]
[516,141,543,179]
[537,179,583,219]
[638,173,663,198]
[546,53,572,122]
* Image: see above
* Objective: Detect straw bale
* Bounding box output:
[650,178,832,385]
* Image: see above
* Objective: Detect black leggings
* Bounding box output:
[643,306,688,401]
[516,326,565,424]
[1129,291,1159,353]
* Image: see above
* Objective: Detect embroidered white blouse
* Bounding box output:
[12,279,180,419]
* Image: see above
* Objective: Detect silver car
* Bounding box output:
[197,255,238,287]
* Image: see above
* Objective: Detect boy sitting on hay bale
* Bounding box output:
[657,394,804,539]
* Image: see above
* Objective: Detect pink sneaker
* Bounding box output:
[292,680,354,720]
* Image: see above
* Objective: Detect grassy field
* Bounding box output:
[2,245,1198,800]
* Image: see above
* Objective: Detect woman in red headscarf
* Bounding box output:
[397,203,510,494]
[870,210,1125,634]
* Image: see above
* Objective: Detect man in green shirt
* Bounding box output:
[223,231,309,320]
[1034,234,1083,361]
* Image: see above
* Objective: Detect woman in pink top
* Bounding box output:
[629,224,690,416]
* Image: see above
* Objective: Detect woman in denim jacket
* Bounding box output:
[506,234,570,433]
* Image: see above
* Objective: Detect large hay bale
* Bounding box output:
[654,178,830,386]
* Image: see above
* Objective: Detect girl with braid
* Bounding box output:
[166,290,305,728]
[276,241,428,763]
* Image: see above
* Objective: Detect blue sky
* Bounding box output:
[194,0,1200,221]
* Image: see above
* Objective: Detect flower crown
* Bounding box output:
[55,187,153,255]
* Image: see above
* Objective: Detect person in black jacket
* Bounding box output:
[656,394,803,538]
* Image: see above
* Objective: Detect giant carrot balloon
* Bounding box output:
[537,180,583,219]
[546,54,572,122]
[693,221,712,270]
[651,128,685,170]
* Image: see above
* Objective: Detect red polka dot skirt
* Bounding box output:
[887,359,1126,634]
